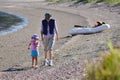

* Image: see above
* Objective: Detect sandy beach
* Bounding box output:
[0,0,120,80]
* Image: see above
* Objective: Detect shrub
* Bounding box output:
[86,41,120,80]
[48,0,120,4]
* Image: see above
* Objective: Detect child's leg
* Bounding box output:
[35,57,38,66]
[32,57,35,67]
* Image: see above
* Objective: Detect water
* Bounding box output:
[0,11,28,35]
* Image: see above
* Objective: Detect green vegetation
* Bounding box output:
[0,12,23,31]
[104,0,120,4]
[46,0,120,4]
[75,0,120,3]
[86,41,120,80]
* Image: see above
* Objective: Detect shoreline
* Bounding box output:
[0,11,28,35]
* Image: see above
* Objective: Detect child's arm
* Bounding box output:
[35,41,40,49]
[28,42,31,50]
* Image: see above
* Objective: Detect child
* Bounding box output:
[28,34,40,68]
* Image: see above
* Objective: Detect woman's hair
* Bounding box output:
[45,13,51,17]
[45,13,52,20]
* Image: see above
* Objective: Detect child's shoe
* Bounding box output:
[32,65,35,68]
[35,65,38,69]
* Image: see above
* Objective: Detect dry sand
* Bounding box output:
[0,0,120,80]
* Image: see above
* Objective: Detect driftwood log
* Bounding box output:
[74,25,85,27]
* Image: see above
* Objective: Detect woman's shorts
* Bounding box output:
[31,50,39,57]
[43,36,55,52]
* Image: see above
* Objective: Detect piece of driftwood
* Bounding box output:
[74,25,84,27]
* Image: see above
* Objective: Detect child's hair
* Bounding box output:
[31,34,39,39]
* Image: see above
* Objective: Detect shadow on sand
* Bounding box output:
[1,67,32,72]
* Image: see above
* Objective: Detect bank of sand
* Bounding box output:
[0,0,87,70]
[0,0,120,80]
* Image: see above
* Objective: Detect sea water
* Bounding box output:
[0,11,28,35]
